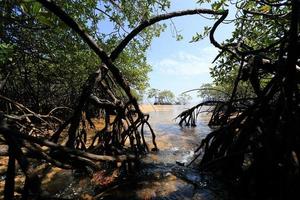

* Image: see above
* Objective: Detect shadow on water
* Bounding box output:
[97,105,230,200]
[43,105,231,199]
[99,163,229,200]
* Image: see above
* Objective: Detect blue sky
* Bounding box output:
[146,0,234,102]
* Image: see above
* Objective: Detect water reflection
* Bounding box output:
[100,105,229,200]
[43,105,230,200]
[142,105,211,165]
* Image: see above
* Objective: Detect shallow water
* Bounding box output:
[97,105,229,200]
[44,105,230,200]
[142,105,211,165]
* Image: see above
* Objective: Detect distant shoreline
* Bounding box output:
[139,104,194,113]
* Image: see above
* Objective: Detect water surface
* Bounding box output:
[99,105,228,200]
[45,105,229,199]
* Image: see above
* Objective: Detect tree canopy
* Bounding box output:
[147,88,175,104]
[1,0,299,199]
[176,93,192,105]
[177,1,300,199]
[0,1,230,199]
[0,0,170,112]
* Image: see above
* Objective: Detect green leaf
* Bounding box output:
[176,34,183,41]
[36,15,53,26]
[260,5,271,13]
[20,3,29,13]
[32,2,42,15]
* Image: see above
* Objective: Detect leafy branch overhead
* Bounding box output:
[0,1,229,199]
[177,1,300,199]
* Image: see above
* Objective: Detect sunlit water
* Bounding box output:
[142,105,211,165]
[43,105,230,200]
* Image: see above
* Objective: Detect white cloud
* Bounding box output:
[154,46,218,77]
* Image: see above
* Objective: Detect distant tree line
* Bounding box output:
[146,88,192,105]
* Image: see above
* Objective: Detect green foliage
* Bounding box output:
[0,0,170,111]
[197,83,232,100]
[176,34,184,41]
[147,88,160,99]
[190,26,212,42]
[192,2,300,199]
[198,70,255,101]
[176,93,192,105]
[211,0,228,11]
[191,0,227,42]
[146,88,175,104]
[158,90,175,103]
[195,0,291,89]
[130,88,143,102]
[0,43,14,64]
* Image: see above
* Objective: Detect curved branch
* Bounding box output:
[37,0,143,116]
[110,9,227,60]
[36,0,110,62]
[0,94,62,124]
[181,88,230,96]
[209,10,236,56]
[37,1,229,124]
[261,0,291,7]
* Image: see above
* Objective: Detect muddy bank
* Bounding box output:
[0,105,228,200]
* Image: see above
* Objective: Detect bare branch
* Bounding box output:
[209,10,229,50]
[110,9,227,60]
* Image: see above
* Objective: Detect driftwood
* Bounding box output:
[0,1,227,199]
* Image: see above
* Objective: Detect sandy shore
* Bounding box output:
[139,104,178,113]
